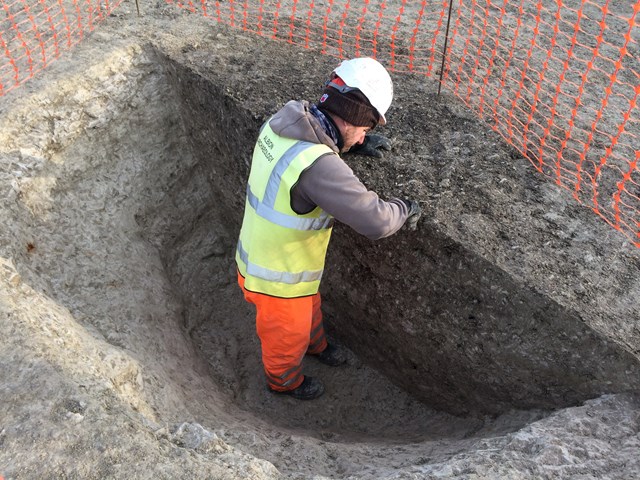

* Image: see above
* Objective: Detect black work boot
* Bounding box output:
[271,376,325,400]
[317,343,347,367]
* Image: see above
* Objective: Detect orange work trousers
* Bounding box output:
[237,272,328,391]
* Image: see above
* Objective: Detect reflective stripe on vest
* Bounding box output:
[237,239,324,284]
[246,184,334,231]
[236,122,335,298]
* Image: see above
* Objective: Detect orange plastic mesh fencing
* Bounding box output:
[2,0,638,247]
[443,0,640,247]
[0,0,122,95]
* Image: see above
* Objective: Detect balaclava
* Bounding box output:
[317,75,380,129]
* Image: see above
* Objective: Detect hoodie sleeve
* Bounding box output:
[292,153,409,240]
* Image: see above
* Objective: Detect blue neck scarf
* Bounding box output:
[310,104,341,149]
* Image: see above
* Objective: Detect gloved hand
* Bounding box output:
[348,134,392,158]
[401,199,422,231]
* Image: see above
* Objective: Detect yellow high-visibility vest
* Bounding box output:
[236,122,335,298]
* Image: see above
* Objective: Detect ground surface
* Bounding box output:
[1,1,639,479]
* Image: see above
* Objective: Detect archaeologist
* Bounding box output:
[236,57,422,400]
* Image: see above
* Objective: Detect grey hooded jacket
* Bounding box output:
[268,100,409,240]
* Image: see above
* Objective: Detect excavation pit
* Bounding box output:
[1,15,640,479]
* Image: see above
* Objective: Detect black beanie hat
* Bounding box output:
[317,85,380,129]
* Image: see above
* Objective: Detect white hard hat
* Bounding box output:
[334,57,393,125]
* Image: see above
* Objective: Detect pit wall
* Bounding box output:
[154,31,640,416]
[139,56,257,337]
[324,227,640,415]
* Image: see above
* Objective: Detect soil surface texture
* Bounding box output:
[1,2,639,479]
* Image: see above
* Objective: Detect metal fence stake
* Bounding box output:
[438,0,455,97]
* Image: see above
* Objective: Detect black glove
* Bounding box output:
[401,199,422,231]
[348,134,392,158]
